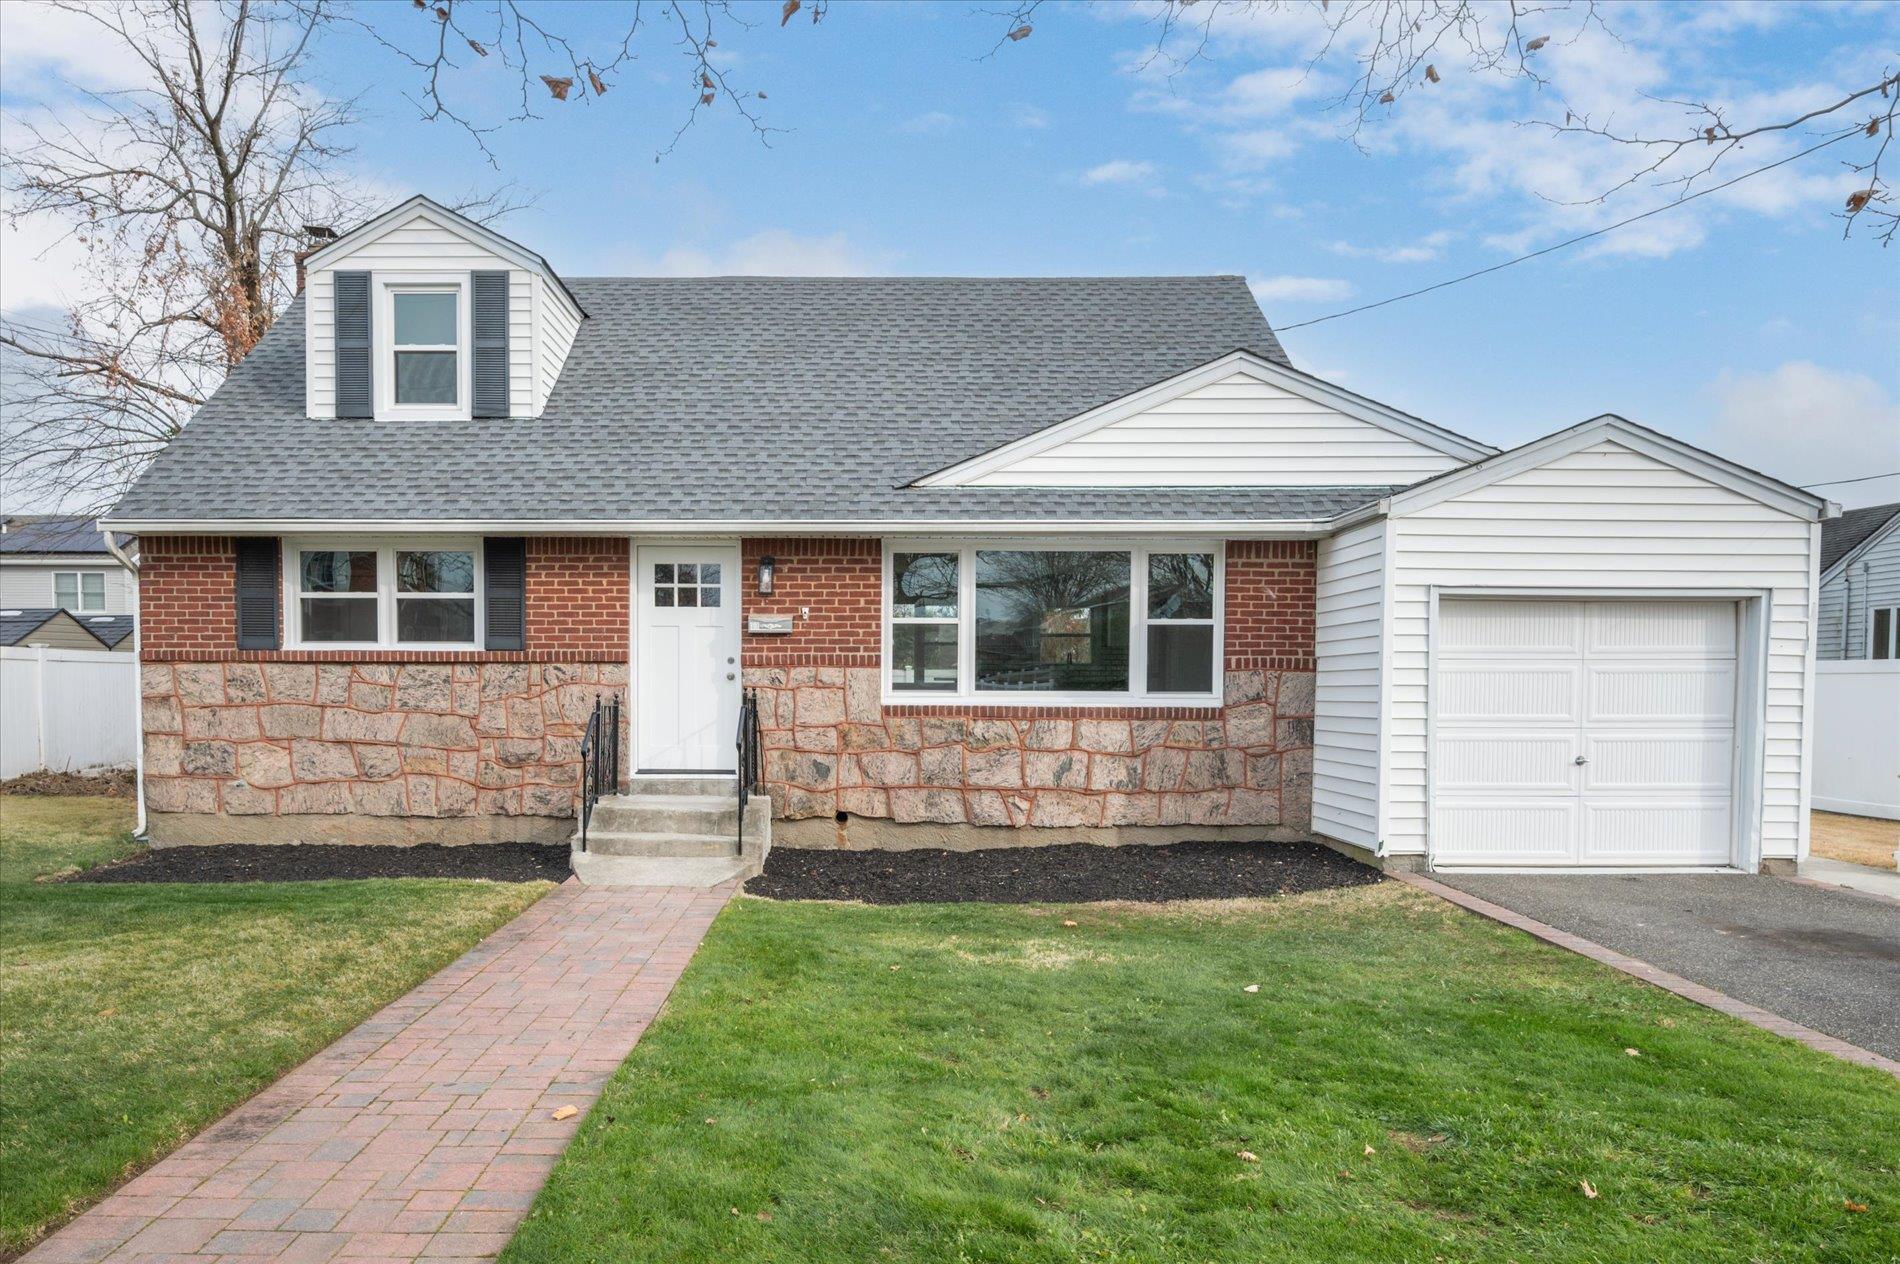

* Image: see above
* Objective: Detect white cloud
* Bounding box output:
[647,229,898,276]
[1328,230,1455,264]
[1081,158,1160,187]
[897,111,959,135]
[0,2,150,95]
[1249,275,1354,304]
[1701,361,1900,508]
[1010,104,1051,129]
[0,199,89,315]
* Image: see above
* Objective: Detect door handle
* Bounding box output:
[1574,755,1589,765]
[726,672,736,681]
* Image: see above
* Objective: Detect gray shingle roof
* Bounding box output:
[1821,501,1900,575]
[110,275,1396,525]
[77,614,136,648]
[0,608,72,646]
[0,515,111,553]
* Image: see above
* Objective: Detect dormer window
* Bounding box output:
[376,275,470,418]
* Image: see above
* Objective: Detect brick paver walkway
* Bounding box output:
[24,881,735,1264]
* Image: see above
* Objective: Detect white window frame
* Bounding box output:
[375,274,471,420]
[1869,604,1900,661]
[881,538,1224,707]
[283,537,484,650]
[53,570,108,613]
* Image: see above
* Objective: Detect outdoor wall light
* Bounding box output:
[758,555,776,595]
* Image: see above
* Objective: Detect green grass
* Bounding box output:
[0,798,551,1255]
[0,795,142,882]
[505,887,1900,1264]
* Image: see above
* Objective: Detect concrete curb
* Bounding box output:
[1775,872,1900,910]
[1397,872,1900,1080]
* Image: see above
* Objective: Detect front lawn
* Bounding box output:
[0,798,550,1256]
[506,886,1899,1264]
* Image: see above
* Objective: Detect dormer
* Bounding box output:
[301,196,585,421]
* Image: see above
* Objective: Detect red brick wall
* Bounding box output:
[139,535,628,661]
[139,536,240,653]
[1224,540,1316,672]
[740,537,881,668]
[526,537,628,653]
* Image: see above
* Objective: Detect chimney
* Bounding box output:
[294,224,339,294]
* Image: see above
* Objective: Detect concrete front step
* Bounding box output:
[590,793,740,835]
[583,831,741,859]
[569,851,756,888]
[626,775,739,796]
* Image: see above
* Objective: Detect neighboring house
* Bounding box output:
[0,515,137,615]
[0,607,123,651]
[101,195,1836,874]
[1818,501,1900,659]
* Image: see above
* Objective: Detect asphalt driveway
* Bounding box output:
[1430,872,1900,1061]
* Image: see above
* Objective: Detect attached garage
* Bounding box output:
[1312,415,1832,874]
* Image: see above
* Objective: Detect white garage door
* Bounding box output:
[1432,599,1738,868]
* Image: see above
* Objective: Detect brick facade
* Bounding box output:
[137,534,1318,842]
[737,538,1318,833]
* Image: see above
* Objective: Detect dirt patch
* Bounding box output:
[65,842,568,884]
[744,840,1382,905]
[1,768,135,798]
[1810,811,1898,871]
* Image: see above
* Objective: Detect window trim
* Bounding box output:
[374,273,471,420]
[881,538,1224,707]
[282,537,484,650]
[53,570,108,613]
[1869,604,1900,661]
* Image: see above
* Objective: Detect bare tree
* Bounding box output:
[1,0,368,514]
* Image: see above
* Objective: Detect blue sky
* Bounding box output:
[4,0,1897,505]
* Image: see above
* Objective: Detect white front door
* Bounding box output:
[1431,598,1738,868]
[635,545,741,772]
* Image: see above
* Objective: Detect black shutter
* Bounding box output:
[484,537,526,650]
[334,271,373,418]
[234,537,281,649]
[472,271,509,418]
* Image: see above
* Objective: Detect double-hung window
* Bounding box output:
[378,278,467,416]
[884,542,1222,704]
[287,540,481,648]
[53,571,107,613]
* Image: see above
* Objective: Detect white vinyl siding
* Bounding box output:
[1818,518,1900,659]
[1381,438,1816,863]
[0,561,134,614]
[962,372,1465,487]
[305,208,579,420]
[1311,518,1388,849]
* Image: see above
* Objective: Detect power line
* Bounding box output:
[1802,470,1900,488]
[1277,126,1864,333]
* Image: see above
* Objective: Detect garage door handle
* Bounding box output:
[1574,755,1589,765]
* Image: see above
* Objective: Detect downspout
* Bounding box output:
[102,529,146,840]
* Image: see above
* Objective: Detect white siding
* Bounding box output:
[1311,518,1387,849]
[304,209,580,419]
[965,372,1466,487]
[0,560,134,614]
[1382,439,1816,862]
[1818,520,1900,658]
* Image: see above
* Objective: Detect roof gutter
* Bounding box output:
[101,527,147,841]
[99,516,1351,539]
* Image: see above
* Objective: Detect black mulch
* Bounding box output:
[743,840,1382,905]
[65,842,569,884]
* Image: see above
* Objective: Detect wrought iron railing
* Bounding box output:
[736,687,761,853]
[576,692,621,853]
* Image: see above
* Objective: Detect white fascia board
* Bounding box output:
[1819,510,1900,585]
[912,350,1497,487]
[99,516,1341,539]
[1382,414,1832,522]
[303,196,584,323]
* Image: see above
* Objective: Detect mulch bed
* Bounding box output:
[1,769,136,798]
[744,840,1382,905]
[65,842,570,884]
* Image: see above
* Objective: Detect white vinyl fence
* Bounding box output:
[0,645,139,779]
[1812,659,1900,821]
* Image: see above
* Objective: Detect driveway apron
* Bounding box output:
[23,881,733,1264]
